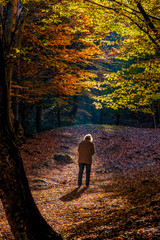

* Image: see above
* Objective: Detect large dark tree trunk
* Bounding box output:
[0,40,62,240]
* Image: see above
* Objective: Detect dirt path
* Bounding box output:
[0,125,160,240]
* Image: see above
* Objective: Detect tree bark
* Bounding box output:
[136,2,160,54]
[57,102,61,127]
[151,102,157,128]
[137,3,160,41]
[70,95,78,123]
[6,0,17,46]
[20,102,30,136]
[0,39,63,240]
[14,7,29,121]
[36,101,42,133]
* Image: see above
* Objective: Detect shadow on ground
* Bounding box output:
[66,177,160,240]
[60,186,87,201]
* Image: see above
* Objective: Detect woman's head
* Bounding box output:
[84,134,93,142]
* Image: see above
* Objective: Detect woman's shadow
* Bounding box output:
[60,186,87,202]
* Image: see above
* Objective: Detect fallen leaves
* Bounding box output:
[0,124,160,239]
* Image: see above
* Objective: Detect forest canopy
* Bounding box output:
[0,0,160,131]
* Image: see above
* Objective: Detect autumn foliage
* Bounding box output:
[12,0,104,103]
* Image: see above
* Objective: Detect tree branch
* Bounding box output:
[111,0,160,21]
[84,0,119,12]
[124,14,160,54]
[84,0,160,53]
[137,2,160,41]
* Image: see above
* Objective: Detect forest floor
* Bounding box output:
[0,124,160,240]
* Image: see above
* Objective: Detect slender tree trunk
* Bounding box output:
[158,100,160,126]
[6,0,17,45]
[20,102,29,136]
[152,102,157,128]
[115,112,120,126]
[57,102,61,127]
[153,114,157,128]
[14,85,19,121]
[0,5,3,36]
[36,101,42,133]
[0,39,63,240]
[70,95,78,123]
[13,58,20,121]
[154,100,160,127]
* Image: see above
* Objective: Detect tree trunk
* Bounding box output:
[6,0,17,46]
[115,112,120,126]
[0,39,63,240]
[14,7,28,121]
[0,5,3,36]
[36,101,42,133]
[152,102,157,128]
[57,102,61,127]
[70,95,78,123]
[152,114,157,128]
[157,100,160,126]
[20,102,30,136]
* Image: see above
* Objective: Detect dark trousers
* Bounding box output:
[78,163,91,187]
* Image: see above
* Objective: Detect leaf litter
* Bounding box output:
[0,125,160,240]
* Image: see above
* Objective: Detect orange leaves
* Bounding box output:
[79,208,85,211]
[11,0,107,103]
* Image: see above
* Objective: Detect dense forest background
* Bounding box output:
[7,0,159,136]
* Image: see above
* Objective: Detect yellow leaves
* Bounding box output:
[79,208,85,211]
[94,102,103,109]
[96,55,160,114]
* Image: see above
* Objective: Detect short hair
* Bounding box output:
[84,134,93,142]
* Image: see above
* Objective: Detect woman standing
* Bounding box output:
[78,134,95,187]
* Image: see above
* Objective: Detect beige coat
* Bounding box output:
[78,140,95,164]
